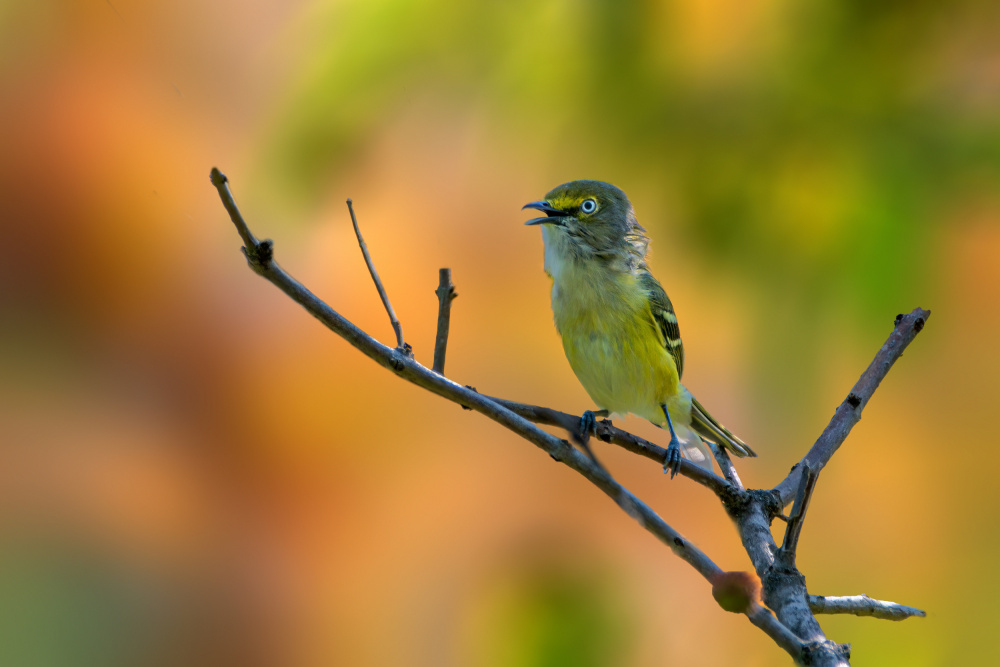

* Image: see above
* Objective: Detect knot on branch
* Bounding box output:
[389,349,408,371]
[242,238,273,271]
[724,488,782,523]
[595,418,614,443]
[762,555,807,608]
[460,385,478,411]
[548,439,573,463]
[434,269,457,303]
[802,640,851,666]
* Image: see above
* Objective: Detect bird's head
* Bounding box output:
[523,180,648,262]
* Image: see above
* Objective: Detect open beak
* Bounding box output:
[522,200,567,226]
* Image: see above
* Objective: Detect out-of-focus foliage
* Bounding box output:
[273,0,1000,314]
[2,0,1000,665]
[266,0,1000,434]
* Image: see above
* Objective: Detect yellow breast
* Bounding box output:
[548,255,684,425]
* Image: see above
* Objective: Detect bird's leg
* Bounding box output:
[577,409,609,443]
[661,405,682,478]
[574,409,609,470]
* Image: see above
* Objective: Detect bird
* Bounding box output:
[523,180,756,477]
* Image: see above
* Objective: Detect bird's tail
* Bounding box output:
[690,396,757,458]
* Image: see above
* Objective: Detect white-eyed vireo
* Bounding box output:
[524,180,756,477]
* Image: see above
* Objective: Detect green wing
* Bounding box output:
[638,270,684,378]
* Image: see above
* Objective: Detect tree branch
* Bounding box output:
[780,465,819,560]
[209,168,269,268]
[208,168,750,614]
[347,198,408,353]
[773,308,930,506]
[486,397,735,499]
[210,168,930,666]
[808,595,926,621]
[432,268,457,374]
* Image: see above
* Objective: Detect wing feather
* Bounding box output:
[638,270,684,378]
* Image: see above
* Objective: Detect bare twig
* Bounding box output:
[781,465,819,559]
[774,308,930,506]
[712,441,745,491]
[432,268,457,374]
[346,199,408,353]
[808,595,926,621]
[210,168,265,264]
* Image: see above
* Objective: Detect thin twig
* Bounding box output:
[773,308,930,506]
[346,199,408,352]
[712,441,745,491]
[808,595,926,621]
[781,465,819,559]
[210,168,263,261]
[432,268,457,374]
[209,169,806,662]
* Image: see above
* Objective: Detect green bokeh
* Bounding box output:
[265,0,1000,334]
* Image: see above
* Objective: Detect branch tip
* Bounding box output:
[774,307,930,506]
[432,268,457,374]
[210,166,227,186]
[209,166,265,266]
[808,594,926,621]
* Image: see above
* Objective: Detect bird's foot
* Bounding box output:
[577,410,599,445]
[574,410,608,471]
[659,404,682,479]
[663,441,682,479]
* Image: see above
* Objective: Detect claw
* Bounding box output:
[578,410,598,444]
[573,410,607,472]
[663,442,682,478]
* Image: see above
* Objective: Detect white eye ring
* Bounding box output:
[580,198,597,214]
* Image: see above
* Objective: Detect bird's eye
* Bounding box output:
[580,198,597,214]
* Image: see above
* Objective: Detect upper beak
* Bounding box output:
[522,200,567,226]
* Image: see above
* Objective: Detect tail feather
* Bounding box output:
[690,396,757,458]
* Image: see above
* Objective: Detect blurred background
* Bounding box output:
[1,0,998,665]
